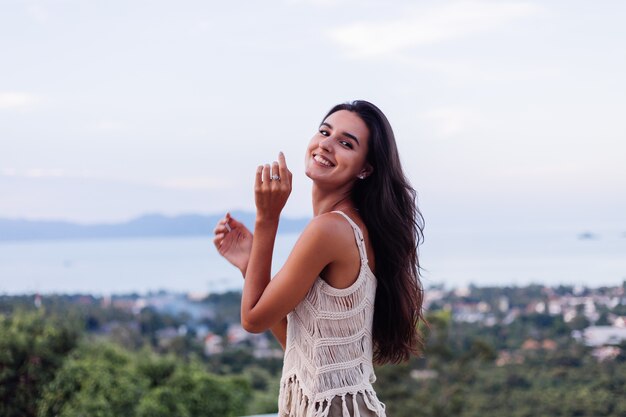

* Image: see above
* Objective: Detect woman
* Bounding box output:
[213,100,425,417]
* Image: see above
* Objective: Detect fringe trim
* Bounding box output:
[278,375,386,417]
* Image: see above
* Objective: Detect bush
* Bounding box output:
[37,342,251,417]
[0,310,80,417]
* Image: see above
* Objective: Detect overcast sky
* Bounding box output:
[1,0,625,231]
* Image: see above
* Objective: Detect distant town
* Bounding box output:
[22,281,626,364]
[425,283,626,363]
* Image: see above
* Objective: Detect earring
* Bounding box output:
[358,174,365,179]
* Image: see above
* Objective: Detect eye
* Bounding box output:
[319,129,330,137]
[339,140,353,149]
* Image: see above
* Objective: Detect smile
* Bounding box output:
[313,154,335,167]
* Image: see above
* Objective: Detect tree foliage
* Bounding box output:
[1,309,251,417]
[0,310,80,417]
[2,286,626,417]
[37,342,251,417]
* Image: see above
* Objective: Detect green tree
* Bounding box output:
[38,342,251,417]
[0,310,80,417]
[37,343,147,417]
[136,364,250,417]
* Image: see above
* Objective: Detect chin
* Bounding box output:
[305,169,326,184]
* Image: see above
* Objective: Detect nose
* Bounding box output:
[319,135,332,152]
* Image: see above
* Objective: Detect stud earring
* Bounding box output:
[358,174,365,179]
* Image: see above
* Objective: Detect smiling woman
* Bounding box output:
[213,100,425,417]
[306,110,373,188]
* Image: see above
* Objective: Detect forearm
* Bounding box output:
[270,317,287,350]
[237,241,286,349]
[241,218,279,330]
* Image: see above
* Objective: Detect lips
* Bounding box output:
[313,153,335,167]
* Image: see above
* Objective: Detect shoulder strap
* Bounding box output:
[331,210,369,265]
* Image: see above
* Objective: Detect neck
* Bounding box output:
[311,183,356,216]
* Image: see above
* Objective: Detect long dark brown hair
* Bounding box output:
[324,100,426,364]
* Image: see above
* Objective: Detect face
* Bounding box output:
[305,110,373,186]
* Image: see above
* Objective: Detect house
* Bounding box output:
[579,326,626,347]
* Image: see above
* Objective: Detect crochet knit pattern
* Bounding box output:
[278,211,386,417]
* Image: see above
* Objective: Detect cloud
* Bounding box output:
[0,169,230,191]
[24,168,67,178]
[158,177,233,191]
[1,168,84,179]
[0,168,18,177]
[499,163,584,179]
[327,1,541,58]
[93,121,126,131]
[284,0,353,6]
[420,107,487,137]
[392,55,559,82]
[0,92,42,110]
[26,4,49,23]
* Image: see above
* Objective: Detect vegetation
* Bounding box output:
[1,284,625,416]
[375,310,626,417]
[0,306,250,417]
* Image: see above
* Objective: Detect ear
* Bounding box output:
[358,163,374,179]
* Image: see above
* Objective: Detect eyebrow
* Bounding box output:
[320,122,360,145]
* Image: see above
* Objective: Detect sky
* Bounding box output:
[2,0,625,233]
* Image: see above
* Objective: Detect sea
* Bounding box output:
[1,227,625,295]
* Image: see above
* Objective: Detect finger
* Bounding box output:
[224,213,233,231]
[272,161,279,182]
[278,152,291,185]
[213,233,224,248]
[214,224,230,234]
[262,163,271,184]
[216,218,231,232]
[255,165,263,188]
[227,216,246,229]
[278,151,287,167]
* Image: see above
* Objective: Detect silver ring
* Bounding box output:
[271,175,281,181]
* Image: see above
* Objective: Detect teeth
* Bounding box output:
[314,154,333,167]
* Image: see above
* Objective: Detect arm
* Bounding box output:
[241,155,288,333]
[242,216,340,332]
[242,258,288,349]
[270,318,287,350]
[241,153,338,333]
[213,213,287,348]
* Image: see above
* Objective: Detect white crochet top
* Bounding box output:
[278,211,386,417]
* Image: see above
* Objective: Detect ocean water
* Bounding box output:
[419,227,626,289]
[0,228,624,295]
[0,234,299,295]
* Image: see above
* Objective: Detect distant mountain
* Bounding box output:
[0,211,310,241]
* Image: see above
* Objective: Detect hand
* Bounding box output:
[213,213,253,275]
[255,152,292,221]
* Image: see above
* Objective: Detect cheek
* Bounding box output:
[305,137,318,155]
[357,146,370,167]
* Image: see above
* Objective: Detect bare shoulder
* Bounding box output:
[306,211,351,229]
[304,211,355,236]
[297,212,355,256]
